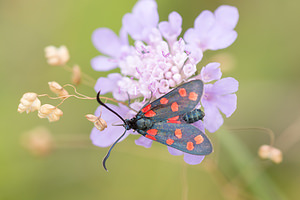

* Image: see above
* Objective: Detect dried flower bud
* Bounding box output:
[21,126,53,156]
[72,65,81,85]
[85,114,107,131]
[44,45,70,66]
[258,145,283,164]
[38,104,63,122]
[18,92,41,113]
[48,81,69,99]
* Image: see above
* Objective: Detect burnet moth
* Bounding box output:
[97,80,213,171]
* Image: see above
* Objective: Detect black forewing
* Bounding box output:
[139,122,212,155]
[137,80,204,123]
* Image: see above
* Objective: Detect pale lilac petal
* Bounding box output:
[122,0,159,42]
[92,28,122,57]
[132,0,158,27]
[91,56,118,71]
[90,104,132,147]
[94,73,122,94]
[122,14,144,40]
[185,44,203,64]
[183,154,205,165]
[213,77,239,95]
[183,28,198,44]
[215,5,239,29]
[192,120,205,132]
[202,100,224,133]
[200,62,222,82]
[208,30,237,50]
[135,136,153,148]
[119,27,129,45]
[202,84,217,103]
[216,94,237,117]
[194,10,215,34]
[158,11,182,41]
[167,146,183,156]
[184,5,239,51]
[112,89,128,102]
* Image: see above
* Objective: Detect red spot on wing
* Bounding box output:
[171,102,179,112]
[186,142,194,151]
[168,116,179,121]
[194,135,204,144]
[160,98,169,104]
[166,139,174,145]
[147,129,158,136]
[146,135,156,141]
[145,110,156,117]
[175,129,182,139]
[141,104,151,113]
[167,120,181,124]
[189,92,198,101]
[168,116,180,123]
[178,88,187,97]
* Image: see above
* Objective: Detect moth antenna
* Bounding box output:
[97,91,126,124]
[126,92,138,113]
[112,123,124,127]
[102,129,127,171]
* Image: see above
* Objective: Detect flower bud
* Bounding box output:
[258,145,283,164]
[85,114,107,131]
[38,104,63,122]
[18,92,41,113]
[48,81,69,99]
[44,45,70,66]
[21,126,53,156]
[72,65,81,85]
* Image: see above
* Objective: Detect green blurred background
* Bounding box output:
[1,0,300,199]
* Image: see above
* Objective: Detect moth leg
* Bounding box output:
[127,92,138,113]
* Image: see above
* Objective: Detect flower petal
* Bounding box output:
[135,136,153,148]
[185,44,203,64]
[192,120,205,132]
[184,5,239,51]
[94,73,122,94]
[183,28,198,44]
[202,100,224,133]
[92,28,122,58]
[167,146,183,156]
[183,154,205,165]
[215,5,239,30]
[213,77,239,95]
[194,10,215,35]
[216,94,237,117]
[122,0,159,42]
[208,30,238,50]
[158,11,182,42]
[200,62,222,82]
[91,56,118,71]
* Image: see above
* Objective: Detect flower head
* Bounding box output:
[91,1,239,165]
[18,92,41,113]
[38,104,63,122]
[197,62,238,132]
[45,45,70,66]
[258,145,283,164]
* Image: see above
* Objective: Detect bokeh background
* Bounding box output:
[1,0,300,199]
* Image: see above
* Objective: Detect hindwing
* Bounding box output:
[139,122,212,155]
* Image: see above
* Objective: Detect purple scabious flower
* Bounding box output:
[91,0,239,165]
[196,62,238,133]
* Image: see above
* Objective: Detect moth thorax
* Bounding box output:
[135,118,153,130]
[183,109,205,124]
